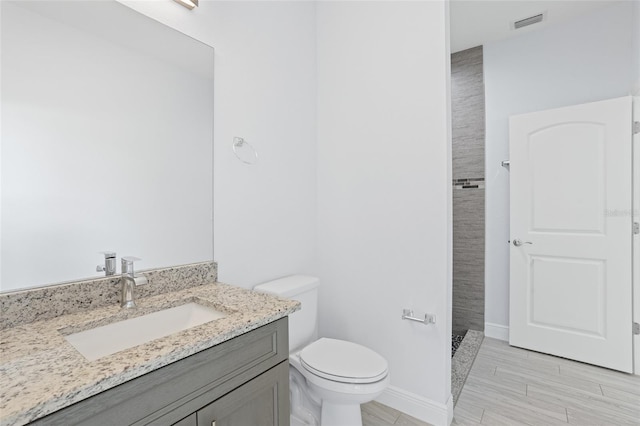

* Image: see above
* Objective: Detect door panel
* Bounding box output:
[529,122,605,234]
[509,96,633,373]
[529,255,605,336]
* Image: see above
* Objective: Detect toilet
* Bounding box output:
[254,275,389,426]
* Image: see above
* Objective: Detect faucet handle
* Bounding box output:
[121,257,147,285]
[121,256,141,274]
[96,251,117,276]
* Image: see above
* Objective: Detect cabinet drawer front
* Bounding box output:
[32,318,288,426]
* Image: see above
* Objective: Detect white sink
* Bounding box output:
[64,302,227,361]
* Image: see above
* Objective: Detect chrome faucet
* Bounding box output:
[96,251,117,276]
[119,257,147,309]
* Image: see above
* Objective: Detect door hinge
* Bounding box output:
[634,322,640,335]
[634,222,640,235]
[634,121,640,135]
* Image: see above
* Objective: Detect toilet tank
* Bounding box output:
[254,275,319,352]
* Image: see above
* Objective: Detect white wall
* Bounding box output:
[633,1,640,94]
[483,2,635,336]
[316,2,453,424]
[119,0,318,288]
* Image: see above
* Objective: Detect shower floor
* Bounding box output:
[451,331,466,357]
[451,329,484,405]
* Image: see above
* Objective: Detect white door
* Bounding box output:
[509,96,633,373]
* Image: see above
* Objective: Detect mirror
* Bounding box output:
[1,1,214,292]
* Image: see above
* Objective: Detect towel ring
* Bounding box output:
[233,137,258,165]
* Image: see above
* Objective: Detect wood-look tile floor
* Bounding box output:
[362,401,432,426]
[453,337,640,425]
[363,337,640,426]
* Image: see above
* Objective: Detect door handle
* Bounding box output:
[513,239,533,247]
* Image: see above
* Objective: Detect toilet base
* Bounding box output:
[321,401,363,426]
[289,354,389,426]
[290,366,320,425]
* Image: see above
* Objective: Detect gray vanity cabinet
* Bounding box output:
[31,318,290,426]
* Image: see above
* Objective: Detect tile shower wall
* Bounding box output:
[451,46,485,335]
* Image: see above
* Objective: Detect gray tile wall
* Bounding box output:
[452,46,485,179]
[451,46,485,335]
[453,189,485,334]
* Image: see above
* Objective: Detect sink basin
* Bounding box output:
[63,302,227,361]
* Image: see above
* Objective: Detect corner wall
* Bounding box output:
[316,2,453,424]
[483,1,635,339]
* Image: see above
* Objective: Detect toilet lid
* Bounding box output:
[299,338,388,384]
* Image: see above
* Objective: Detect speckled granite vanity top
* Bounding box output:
[0,263,299,426]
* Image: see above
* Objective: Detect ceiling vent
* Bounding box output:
[513,13,544,29]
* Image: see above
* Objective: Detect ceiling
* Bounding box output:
[450,0,626,53]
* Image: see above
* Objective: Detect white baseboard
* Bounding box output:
[484,322,509,341]
[376,385,453,426]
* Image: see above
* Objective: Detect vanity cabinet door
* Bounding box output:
[196,361,289,426]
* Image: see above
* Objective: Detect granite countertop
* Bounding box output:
[0,282,299,426]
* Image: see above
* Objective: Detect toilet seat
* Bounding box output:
[299,338,388,384]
